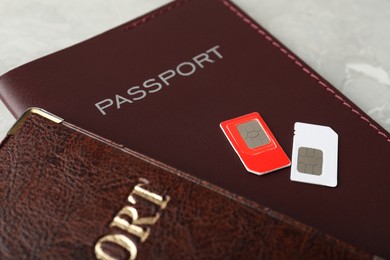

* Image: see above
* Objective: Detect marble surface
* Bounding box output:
[1,0,390,137]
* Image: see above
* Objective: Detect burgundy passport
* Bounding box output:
[0,0,390,257]
[0,109,371,259]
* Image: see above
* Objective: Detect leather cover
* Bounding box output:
[0,111,372,259]
[0,0,389,257]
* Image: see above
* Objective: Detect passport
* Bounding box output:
[0,108,370,259]
[0,0,390,256]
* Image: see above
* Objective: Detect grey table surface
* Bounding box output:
[1,0,390,138]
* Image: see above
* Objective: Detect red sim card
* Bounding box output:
[220,112,291,175]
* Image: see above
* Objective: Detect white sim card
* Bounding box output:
[291,122,338,187]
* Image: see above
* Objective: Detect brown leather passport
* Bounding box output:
[0,109,371,259]
[0,0,390,257]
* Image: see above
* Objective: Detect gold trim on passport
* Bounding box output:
[95,179,170,260]
[8,107,63,136]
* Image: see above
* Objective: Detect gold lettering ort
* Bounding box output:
[94,182,170,260]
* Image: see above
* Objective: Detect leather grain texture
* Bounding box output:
[0,0,390,257]
[0,113,372,259]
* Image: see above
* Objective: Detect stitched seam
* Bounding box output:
[123,0,190,31]
[220,0,390,143]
